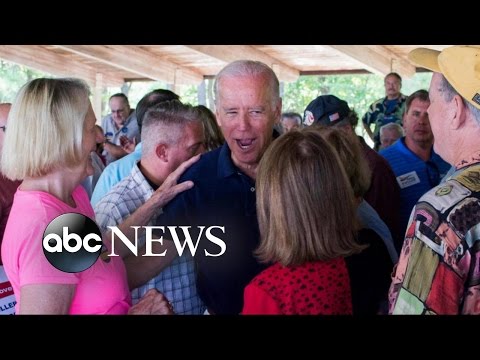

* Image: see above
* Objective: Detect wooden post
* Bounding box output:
[198,79,206,105]
[93,73,103,124]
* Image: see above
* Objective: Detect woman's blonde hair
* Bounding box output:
[1,78,91,180]
[255,127,363,267]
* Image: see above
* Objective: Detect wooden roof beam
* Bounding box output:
[184,45,300,82]
[0,45,123,87]
[323,45,416,78]
[55,45,203,85]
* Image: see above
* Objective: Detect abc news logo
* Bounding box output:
[42,213,103,273]
[43,213,227,273]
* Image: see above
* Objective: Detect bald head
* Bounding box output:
[0,103,12,153]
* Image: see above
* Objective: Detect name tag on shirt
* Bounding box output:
[396,171,420,189]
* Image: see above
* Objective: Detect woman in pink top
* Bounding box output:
[0,78,189,314]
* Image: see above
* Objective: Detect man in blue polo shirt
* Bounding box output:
[102,93,140,165]
[158,60,282,314]
[380,90,450,249]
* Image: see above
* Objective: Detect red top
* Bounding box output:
[0,174,21,265]
[242,258,352,315]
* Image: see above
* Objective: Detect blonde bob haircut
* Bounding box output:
[255,128,363,267]
[1,78,91,180]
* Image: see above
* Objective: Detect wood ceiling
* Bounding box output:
[0,45,451,88]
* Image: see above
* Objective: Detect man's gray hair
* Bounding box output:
[380,122,404,137]
[141,100,202,157]
[439,75,480,125]
[214,60,280,106]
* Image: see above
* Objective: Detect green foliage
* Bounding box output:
[282,72,431,141]
[0,57,432,124]
[103,81,199,116]
[0,60,50,102]
[282,72,432,118]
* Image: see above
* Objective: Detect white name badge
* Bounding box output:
[396,171,421,189]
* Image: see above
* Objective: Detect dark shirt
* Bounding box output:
[0,173,21,265]
[359,136,402,251]
[345,228,393,315]
[158,143,267,314]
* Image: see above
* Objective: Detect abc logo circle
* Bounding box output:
[42,213,103,273]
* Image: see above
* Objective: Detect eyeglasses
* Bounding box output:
[0,125,5,132]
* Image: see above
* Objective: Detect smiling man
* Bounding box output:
[157,60,282,314]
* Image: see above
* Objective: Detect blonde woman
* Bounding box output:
[1,78,193,314]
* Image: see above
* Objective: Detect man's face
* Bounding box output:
[167,121,206,174]
[216,75,281,171]
[109,97,130,127]
[384,75,402,99]
[403,98,433,146]
[281,117,300,133]
[380,128,402,149]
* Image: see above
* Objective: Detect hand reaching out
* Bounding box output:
[128,289,174,315]
[120,135,136,154]
[149,154,201,208]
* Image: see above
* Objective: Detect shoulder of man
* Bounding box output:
[178,147,224,183]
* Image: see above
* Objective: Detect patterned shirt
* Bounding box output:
[389,151,480,314]
[94,162,205,315]
[362,95,407,149]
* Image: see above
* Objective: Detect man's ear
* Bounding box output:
[451,94,467,130]
[155,143,169,162]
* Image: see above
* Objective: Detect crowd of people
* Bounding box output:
[0,45,479,315]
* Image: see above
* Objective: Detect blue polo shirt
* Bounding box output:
[380,138,450,239]
[91,143,142,207]
[158,143,267,314]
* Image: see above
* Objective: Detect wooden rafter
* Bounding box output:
[0,45,124,87]
[55,45,204,85]
[324,45,416,78]
[184,45,300,82]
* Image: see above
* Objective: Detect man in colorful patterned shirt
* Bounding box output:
[362,72,407,151]
[389,46,480,315]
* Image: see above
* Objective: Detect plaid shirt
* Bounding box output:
[94,162,205,314]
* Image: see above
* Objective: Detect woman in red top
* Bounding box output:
[242,129,365,315]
